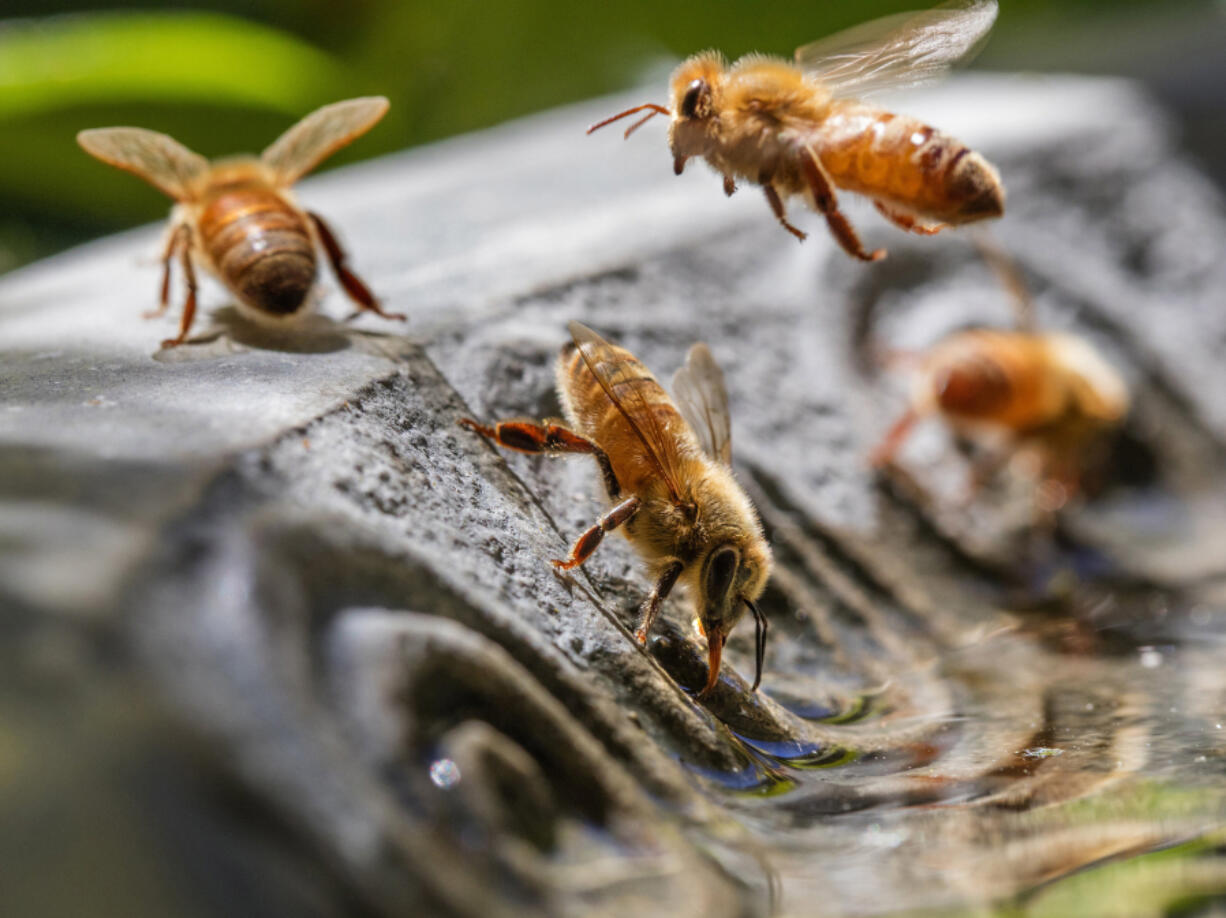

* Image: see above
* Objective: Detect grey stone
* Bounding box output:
[3,74,1226,917]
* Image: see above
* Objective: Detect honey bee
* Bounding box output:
[871,329,1130,506]
[588,0,1004,261]
[460,322,773,697]
[77,97,403,348]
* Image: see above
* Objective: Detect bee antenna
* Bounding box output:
[587,103,670,137]
[745,597,768,692]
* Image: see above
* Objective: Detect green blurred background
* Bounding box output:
[0,0,1221,275]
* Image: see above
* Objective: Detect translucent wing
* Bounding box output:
[795,0,997,98]
[672,343,732,466]
[568,321,686,504]
[76,127,209,201]
[261,96,389,185]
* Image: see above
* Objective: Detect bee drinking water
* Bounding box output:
[460,322,773,697]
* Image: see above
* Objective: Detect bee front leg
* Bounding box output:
[309,211,406,322]
[457,418,622,498]
[761,182,807,241]
[870,408,918,469]
[551,496,641,571]
[634,559,684,643]
[723,175,736,197]
[160,225,198,349]
[800,149,885,262]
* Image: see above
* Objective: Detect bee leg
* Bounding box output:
[673,155,688,175]
[870,409,918,469]
[160,226,198,349]
[309,211,406,322]
[550,495,641,571]
[145,225,185,320]
[634,560,684,643]
[800,149,885,262]
[457,418,622,498]
[723,175,736,197]
[761,183,807,241]
[873,201,946,236]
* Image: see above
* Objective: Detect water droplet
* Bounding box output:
[430,758,461,789]
[865,823,908,848]
[1196,755,1208,763]
[1139,646,1162,668]
[1021,747,1063,759]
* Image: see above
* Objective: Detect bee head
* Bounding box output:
[695,538,771,696]
[670,53,722,122]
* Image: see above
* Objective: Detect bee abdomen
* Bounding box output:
[817,103,1004,224]
[930,331,1053,429]
[934,351,1014,417]
[559,343,683,444]
[199,190,316,317]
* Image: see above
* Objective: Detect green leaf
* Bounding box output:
[0,11,349,120]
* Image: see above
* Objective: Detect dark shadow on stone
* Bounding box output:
[153,306,362,360]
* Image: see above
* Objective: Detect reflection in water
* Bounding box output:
[674,462,1226,916]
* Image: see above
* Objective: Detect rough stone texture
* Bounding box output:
[3,74,1226,918]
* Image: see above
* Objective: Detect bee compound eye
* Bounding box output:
[704,545,739,606]
[681,79,706,118]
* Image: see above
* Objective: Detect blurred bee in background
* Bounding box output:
[588,0,1004,262]
[460,322,773,698]
[871,314,1130,511]
[78,97,404,348]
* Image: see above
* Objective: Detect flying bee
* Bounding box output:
[460,322,773,697]
[588,0,1004,262]
[871,329,1130,506]
[77,97,404,348]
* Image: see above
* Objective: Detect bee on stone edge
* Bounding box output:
[460,322,773,698]
[78,97,404,348]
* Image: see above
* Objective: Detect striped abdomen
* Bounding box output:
[815,101,1004,224]
[926,330,1061,432]
[197,187,316,317]
[557,341,693,498]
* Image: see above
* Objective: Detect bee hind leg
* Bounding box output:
[309,211,406,322]
[457,418,622,498]
[159,225,198,349]
[800,149,885,262]
[551,495,641,571]
[874,201,946,236]
[146,224,187,320]
[634,560,684,643]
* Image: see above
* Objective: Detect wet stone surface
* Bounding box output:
[3,74,1226,917]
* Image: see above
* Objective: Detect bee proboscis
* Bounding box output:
[588,0,1004,262]
[78,97,403,348]
[460,322,773,697]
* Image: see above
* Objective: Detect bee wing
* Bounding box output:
[568,321,687,504]
[76,127,209,202]
[794,0,997,99]
[261,96,389,185]
[672,343,733,466]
